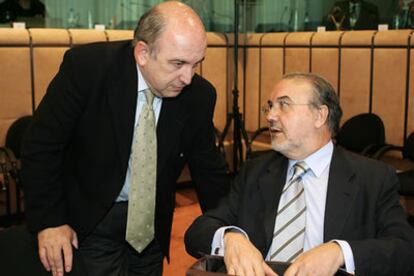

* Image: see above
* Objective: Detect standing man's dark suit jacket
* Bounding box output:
[185,148,414,275]
[326,0,379,30]
[21,40,229,259]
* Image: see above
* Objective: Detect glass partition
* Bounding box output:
[0,0,410,31]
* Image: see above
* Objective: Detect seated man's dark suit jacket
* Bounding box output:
[325,0,379,30]
[20,40,229,259]
[185,148,414,275]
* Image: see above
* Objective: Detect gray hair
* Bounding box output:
[132,6,167,55]
[283,72,343,136]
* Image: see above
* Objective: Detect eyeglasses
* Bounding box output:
[261,98,314,115]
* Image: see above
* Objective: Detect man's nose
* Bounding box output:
[266,106,277,122]
[180,66,194,85]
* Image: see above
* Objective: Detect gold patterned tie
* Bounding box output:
[126,88,157,252]
[270,161,309,262]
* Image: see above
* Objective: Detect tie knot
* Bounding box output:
[144,88,155,106]
[291,161,309,182]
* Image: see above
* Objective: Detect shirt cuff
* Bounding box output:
[210,226,249,256]
[333,239,355,274]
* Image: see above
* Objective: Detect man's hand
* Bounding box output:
[223,232,277,276]
[284,242,344,276]
[37,224,78,276]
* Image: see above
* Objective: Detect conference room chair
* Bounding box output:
[373,131,414,226]
[335,113,386,157]
[5,115,33,159]
[4,115,33,218]
[245,127,272,160]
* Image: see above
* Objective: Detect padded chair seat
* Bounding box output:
[399,170,414,196]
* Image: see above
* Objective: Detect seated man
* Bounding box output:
[0,0,45,26]
[185,72,414,276]
[325,0,379,30]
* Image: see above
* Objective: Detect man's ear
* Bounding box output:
[314,105,329,129]
[134,41,150,66]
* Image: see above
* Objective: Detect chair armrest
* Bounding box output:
[371,144,403,159]
[246,127,269,159]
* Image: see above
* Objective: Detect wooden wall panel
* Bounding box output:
[311,48,339,92]
[339,48,371,123]
[68,29,107,45]
[372,49,407,145]
[2,29,414,150]
[244,48,260,132]
[259,48,284,128]
[408,50,414,137]
[285,48,310,73]
[0,48,32,146]
[106,30,134,41]
[30,29,71,108]
[32,48,69,107]
[203,47,228,131]
[0,28,32,146]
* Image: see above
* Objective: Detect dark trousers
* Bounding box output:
[0,225,86,276]
[79,202,164,276]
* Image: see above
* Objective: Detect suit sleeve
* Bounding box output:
[185,78,230,212]
[185,161,247,258]
[348,166,414,275]
[21,49,88,233]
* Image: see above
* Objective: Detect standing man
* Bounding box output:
[21,1,229,276]
[185,73,414,275]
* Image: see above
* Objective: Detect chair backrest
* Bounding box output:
[5,115,33,159]
[403,132,414,161]
[335,113,385,154]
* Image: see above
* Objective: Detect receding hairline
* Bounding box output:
[132,1,206,49]
[158,2,206,33]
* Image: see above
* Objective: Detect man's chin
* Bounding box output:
[161,89,184,98]
[271,140,286,152]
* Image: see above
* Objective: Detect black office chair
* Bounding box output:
[5,115,33,159]
[374,132,414,226]
[0,115,33,224]
[246,127,273,160]
[335,113,386,157]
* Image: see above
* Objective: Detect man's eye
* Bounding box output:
[267,100,273,109]
[279,100,290,109]
[173,62,184,67]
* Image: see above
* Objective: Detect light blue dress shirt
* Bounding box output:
[116,65,162,202]
[211,141,355,274]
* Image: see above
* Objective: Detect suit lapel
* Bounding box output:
[324,148,359,241]
[156,95,186,176]
[106,42,187,176]
[106,44,138,170]
[259,155,288,251]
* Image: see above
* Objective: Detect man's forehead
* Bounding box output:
[272,78,313,99]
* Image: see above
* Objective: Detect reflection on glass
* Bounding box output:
[0,0,400,32]
[349,5,357,29]
[0,0,45,27]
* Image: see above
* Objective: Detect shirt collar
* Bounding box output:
[288,140,334,178]
[136,64,149,92]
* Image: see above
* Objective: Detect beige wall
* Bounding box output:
[1,28,413,149]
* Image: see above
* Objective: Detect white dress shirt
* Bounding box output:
[211,141,355,273]
[116,65,162,201]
